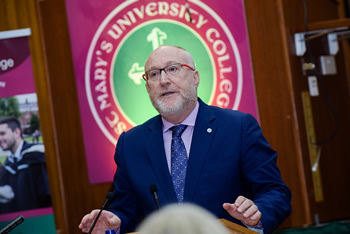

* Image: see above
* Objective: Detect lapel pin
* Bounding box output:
[207,128,212,133]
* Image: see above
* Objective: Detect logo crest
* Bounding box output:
[86,0,243,144]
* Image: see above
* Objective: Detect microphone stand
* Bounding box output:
[88,192,115,234]
[0,216,24,234]
[149,184,160,210]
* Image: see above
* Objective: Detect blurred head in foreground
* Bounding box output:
[136,203,230,234]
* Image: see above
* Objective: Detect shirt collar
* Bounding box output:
[162,101,200,132]
[12,140,24,160]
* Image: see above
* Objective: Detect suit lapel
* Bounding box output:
[184,100,216,202]
[146,116,178,203]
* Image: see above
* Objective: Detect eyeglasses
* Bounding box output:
[142,63,195,82]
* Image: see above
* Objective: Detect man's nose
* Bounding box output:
[159,70,171,84]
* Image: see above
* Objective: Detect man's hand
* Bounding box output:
[223,195,261,227]
[79,210,121,233]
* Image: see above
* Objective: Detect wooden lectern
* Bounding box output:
[128,219,258,234]
[219,219,258,234]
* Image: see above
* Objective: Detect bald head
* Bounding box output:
[145,45,195,72]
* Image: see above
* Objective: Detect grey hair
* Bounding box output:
[136,203,230,234]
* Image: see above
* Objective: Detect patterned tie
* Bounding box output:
[170,124,188,203]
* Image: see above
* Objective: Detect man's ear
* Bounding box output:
[14,128,21,139]
[194,70,200,87]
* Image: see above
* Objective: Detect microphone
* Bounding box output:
[88,191,116,234]
[149,184,160,210]
[0,215,24,233]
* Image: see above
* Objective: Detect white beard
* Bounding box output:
[152,87,197,117]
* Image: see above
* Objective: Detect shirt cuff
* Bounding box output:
[243,220,263,234]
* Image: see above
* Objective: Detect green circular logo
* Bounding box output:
[112,20,214,125]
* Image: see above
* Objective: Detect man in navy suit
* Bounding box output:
[79,45,291,234]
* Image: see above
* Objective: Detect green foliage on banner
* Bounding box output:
[30,113,40,133]
[0,97,21,118]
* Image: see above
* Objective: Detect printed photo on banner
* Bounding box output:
[0,94,51,215]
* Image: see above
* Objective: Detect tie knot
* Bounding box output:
[170,125,187,137]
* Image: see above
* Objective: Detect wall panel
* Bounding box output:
[245,0,350,228]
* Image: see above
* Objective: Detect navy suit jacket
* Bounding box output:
[109,99,291,234]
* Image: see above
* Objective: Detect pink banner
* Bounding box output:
[65,0,258,183]
[0,30,54,226]
[0,33,35,97]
